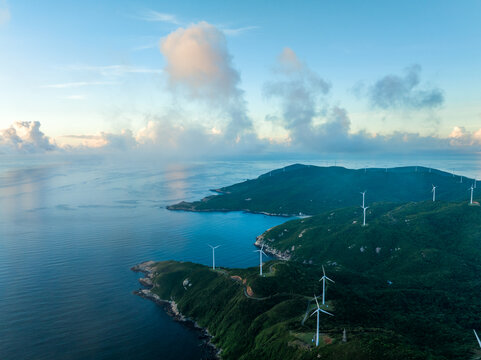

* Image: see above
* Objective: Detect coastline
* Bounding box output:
[131,261,221,360]
[254,233,292,261]
[166,203,297,217]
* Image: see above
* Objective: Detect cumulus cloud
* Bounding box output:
[160,21,252,139]
[0,122,57,154]
[368,65,444,110]
[261,49,481,155]
[448,126,481,147]
[263,47,331,145]
[0,0,10,26]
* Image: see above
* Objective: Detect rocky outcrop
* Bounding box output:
[132,262,221,360]
[255,234,291,261]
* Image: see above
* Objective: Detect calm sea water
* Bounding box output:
[1,154,480,359]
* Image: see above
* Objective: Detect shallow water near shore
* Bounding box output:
[1,155,480,359]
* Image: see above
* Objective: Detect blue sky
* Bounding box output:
[1,0,481,156]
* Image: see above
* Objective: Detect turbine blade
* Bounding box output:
[320,309,334,316]
[310,309,318,317]
[314,294,320,308]
[261,251,267,256]
[326,276,335,283]
[475,329,481,348]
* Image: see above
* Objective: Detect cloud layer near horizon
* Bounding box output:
[2,23,480,158]
[0,121,57,154]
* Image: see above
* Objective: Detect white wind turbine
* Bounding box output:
[474,329,481,348]
[469,185,474,205]
[254,244,267,275]
[208,244,220,270]
[319,265,335,306]
[361,205,369,226]
[310,294,334,346]
[432,184,436,202]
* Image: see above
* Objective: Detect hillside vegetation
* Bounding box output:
[167,164,475,216]
[152,165,481,359]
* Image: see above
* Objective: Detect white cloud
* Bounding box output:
[64,64,162,77]
[222,26,259,36]
[0,122,57,154]
[138,10,183,25]
[42,81,118,89]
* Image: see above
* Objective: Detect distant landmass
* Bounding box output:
[138,165,481,359]
[167,164,475,216]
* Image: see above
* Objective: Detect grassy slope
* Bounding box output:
[167,164,475,215]
[151,201,481,360]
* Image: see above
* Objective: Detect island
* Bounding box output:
[167,164,474,216]
[134,165,481,359]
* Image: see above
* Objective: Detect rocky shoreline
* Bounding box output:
[254,233,291,260]
[131,261,221,360]
[166,202,295,217]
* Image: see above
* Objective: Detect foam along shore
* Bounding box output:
[131,261,221,360]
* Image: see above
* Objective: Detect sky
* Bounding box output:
[1,0,481,157]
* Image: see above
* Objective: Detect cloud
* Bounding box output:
[263,47,331,142]
[160,21,252,139]
[0,122,57,154]
[64,64,162,77]
[368,65,444,110]
[138,10,183,25]
[61,130,137,150]
[261,49,480,155]
[0,0,10,26]
[222,26,259,36]
[448,126,481,147]
[42,81,118,89]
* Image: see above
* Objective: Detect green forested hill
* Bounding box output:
[258,201,481,283]
[167,164,475,215]
[154,166,481,359]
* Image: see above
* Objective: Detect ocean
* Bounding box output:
[1,154,480,359]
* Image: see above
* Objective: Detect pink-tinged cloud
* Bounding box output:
[160,22,252,139]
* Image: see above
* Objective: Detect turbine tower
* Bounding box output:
[432,184,436,202]
[254,244,267,276]
[474,329,481,348]
[208,244,220,270]
[360,191,366,208]
[361,206,369,226]
[469,185,474,205]
[310,294,334,346]
[319,265,335,305]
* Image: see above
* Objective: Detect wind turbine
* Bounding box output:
[474,329,481,348]
[360,191,366,208]
[310,294,334,346]
[319,265,335,305]
[361,205,369,226]
[432,184,436,202]
[460,176,463,184]
[208,244,220,270]
[254,244,267,275]
[469,185,474,205]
